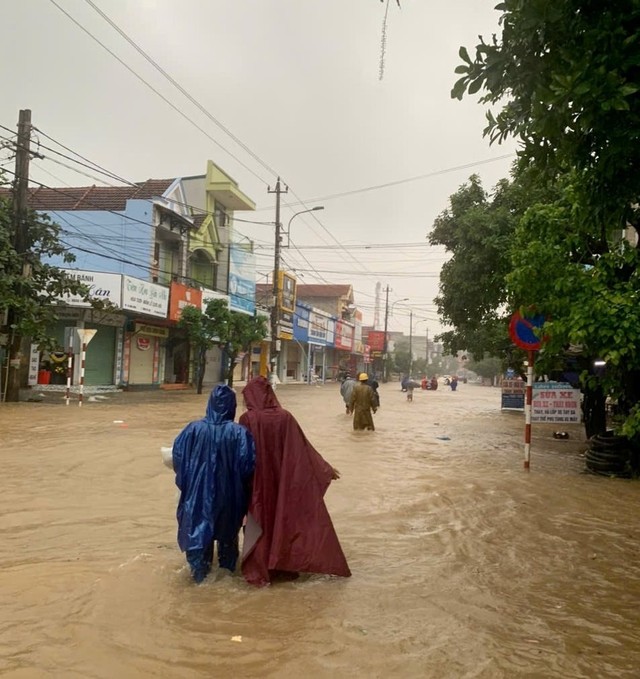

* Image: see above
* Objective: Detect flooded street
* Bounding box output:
[1,382,639,678]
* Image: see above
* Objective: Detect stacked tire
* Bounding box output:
[585,432,632,478]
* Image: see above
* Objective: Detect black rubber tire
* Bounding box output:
[588,442,632,456]
[586,448,630,464]
[586,465,631,478]
[591,433,629,447]
[585,458,627,473]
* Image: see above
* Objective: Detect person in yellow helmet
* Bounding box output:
[349,373,377,431]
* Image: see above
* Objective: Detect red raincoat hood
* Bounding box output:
[242,376,280,410]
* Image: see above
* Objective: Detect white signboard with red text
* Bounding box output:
[532,382,581,423]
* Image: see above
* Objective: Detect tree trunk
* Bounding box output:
[582,381,607,439]
[4,332,27,403]
[196,346,206,395]
[226,350,237,387]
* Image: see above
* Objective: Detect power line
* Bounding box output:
[43,3,386,286]
[251,153,516,212]
[43,155,121,187]
[80,0,281,180]
[32,125,137,187]
[46,0,271,186]
[28,125,276,228]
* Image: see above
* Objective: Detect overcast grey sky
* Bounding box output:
[1,0,517,336]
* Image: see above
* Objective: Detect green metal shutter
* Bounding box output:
[84,324,116,385]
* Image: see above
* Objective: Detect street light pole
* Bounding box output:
[383,285,390,382]
[285,206,324,249]
[425,326,429,365]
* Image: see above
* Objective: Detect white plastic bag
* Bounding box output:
[161,446,174,470]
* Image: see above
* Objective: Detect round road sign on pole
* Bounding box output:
[509,310,545,351]
[509,310,545,471]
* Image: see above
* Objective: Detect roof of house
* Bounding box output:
[191,213,209,229]
[1,179,176,212]
[255,283,353,301]
[296,284,353,298]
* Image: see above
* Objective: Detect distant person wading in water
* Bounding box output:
[349,373,377,431]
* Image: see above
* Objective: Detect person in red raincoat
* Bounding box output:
[239,376,351,587]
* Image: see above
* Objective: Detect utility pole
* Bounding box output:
[409,309,413,377]
[382,284,390,382]
[425,326,429,365]
[267,177,287,380]
[4,109,33,402]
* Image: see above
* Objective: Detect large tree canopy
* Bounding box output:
[453,0,640,237]
[428,168,558,359]
[179,299,267,392]
[449,1,640,438]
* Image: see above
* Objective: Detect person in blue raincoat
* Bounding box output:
[171,384,256,583]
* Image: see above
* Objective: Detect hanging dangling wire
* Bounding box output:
[379,0,391,81]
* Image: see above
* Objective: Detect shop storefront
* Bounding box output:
[126,322,168,386]
[43,270,126,386]
[307,308,335,383]
[120,275,170,387]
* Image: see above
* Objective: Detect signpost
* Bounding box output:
[76,329,97,407]
[509,310,545,470]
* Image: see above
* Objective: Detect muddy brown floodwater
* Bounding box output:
[1,382,639,678]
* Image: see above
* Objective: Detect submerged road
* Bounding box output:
[1,381,638,678]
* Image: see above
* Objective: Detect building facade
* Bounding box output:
[22,162,260,389]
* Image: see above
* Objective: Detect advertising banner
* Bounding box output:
[135,323,169,338]
[277,271,297,340]
[501,378,526,410]
[27,343,40,386]
[121,276,169,319]
[278,271,297,313]
[532,383,581,423]
[335,320,354,352]
[326,317,335,347]
[293,302,310,343]
[169,282,202,321]
[367,330,387,353]
[309,309,330,345]
[200,288,229,311]
[229,243,255,316]
[60,269,123,308]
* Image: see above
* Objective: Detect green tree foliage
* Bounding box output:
[509,195,640,437]
[1,197,87,343]
[467,356,503,381]
[178,299,229,395]
[451,1,640,438]
[1,194,88,401]
[392,347,411,375]
[224,311,267,388]
[178,299,267,393]
[428,170,557,360]
[452,0,640,235]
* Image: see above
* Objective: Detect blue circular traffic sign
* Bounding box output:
[509,311,545,351]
